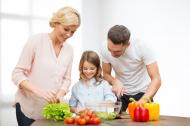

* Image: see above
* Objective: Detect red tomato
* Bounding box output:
[75,116,80,123]
[89,118,94,124]
[84,116,90,124]
[80,112,86,118]
[77,118,86,125]
[87,111,93,118]
[90,117,101,125]
[91,113,97,118]
[64,117,75,124]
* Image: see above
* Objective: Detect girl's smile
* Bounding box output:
[82,61,97,80]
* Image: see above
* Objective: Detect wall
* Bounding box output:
[81,0,100,52]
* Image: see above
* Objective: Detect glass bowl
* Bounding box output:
[85,101,122,120]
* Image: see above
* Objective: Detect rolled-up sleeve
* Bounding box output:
[69,85,78,107]
[12,37,36,87]
[103,81,117,102]
[60,48,74,93]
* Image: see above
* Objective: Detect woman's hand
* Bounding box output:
[55,89,66,103]
[19,86,27,96]
[33,89,58,103]
[19,80,58,103]
[34,90,58,103]
[76,107,86,114]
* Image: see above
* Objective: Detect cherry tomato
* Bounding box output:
[91,113,97,118]
[75,116,80,123]
[64,117,75,124]
[90,117,101,125]
[87,111,93,118]
[77,118,86,125]
[84,116,90,124]
[80,112,86,118]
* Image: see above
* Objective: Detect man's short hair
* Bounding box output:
[108,25,131,45]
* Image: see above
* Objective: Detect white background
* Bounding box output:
[1,0,190,117]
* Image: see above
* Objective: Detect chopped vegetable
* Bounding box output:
[42,103,72,121]
[96,112,117,120]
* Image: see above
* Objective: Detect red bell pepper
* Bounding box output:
[128,98,143,120]
[134,106,149,122]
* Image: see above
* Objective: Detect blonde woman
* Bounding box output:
[12,7,80,125]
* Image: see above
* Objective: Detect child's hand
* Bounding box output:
[76,107,86,113]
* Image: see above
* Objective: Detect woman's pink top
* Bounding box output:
[12,33,73,119]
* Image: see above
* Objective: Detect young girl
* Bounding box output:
[69,51,117,113]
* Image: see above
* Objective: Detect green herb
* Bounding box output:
[42,103,72,121]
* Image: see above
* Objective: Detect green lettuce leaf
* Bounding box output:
[42,103,72,121]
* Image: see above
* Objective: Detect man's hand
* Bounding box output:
[112,79,125,97]
[137,98,147,104]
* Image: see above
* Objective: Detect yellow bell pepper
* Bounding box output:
[143,98,160,121]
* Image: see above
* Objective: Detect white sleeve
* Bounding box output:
[138,41,157,65]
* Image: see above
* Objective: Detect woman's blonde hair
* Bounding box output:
[79,51,103,83]
[49,6,80,27]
